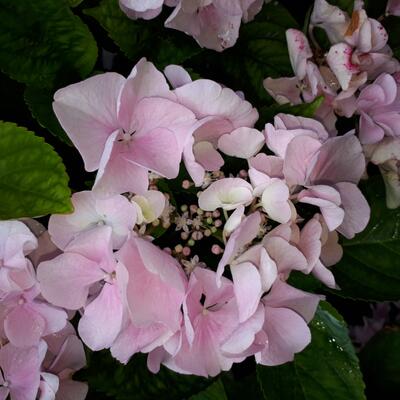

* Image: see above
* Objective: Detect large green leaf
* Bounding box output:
[359,327,400,399]
[189,379,227,400]
[0,122,72,219]
[84,0,201,68]
[81,351,211,400]
[333,176,400,301]
[0,0,97,87]
[257,302,366,400]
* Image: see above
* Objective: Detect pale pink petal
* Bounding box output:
[310,0,349,43]
[335,182,370,239]
[0,344,41,400]
[119,0,163,13]
[261,179,291,224]
[183,137,206,186]
[286,29,313,80]
[309,133,366,184]
[132,190,165,224]
[39,372,59,400]
[218,127,264,159]
[37,253,105,310]
[327,43,359,91]
[63,226,115,273]
[258,247,279,292]
[164,64,192,89]
[386,0,400,16]
[298,185,345,231]
[193,141,224,171]
[221,303,265,355]
[173,79,258,128]
[248,154,284,179]
[224,205,245,237]
[111,322,172,364]
[283,135,322,186]
[217,212,262,282]
[4,305,45,347]
[49,191,136,250]
[0,220,37,270]
[276,113,329,141]
[32,302,67,337]
[263,77,302,105]
[312,260,336,289]
[198,178,253,211]
[263,280,321,323]
[256,306,311,365]
[321,230,343,266]
[56,380,88,400]
[53,73,125,171]
[124,102,194,178]
[117,237,186,332]
[94,142,149,195]
[49,335,86,374]
[78,283,123,350]
[231,261,262,323]
[263,237,308,274]
[118,58,173,129]
[299,217,322,272]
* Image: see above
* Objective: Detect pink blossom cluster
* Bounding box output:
[265,0,400,209]
[0,220,87,400]
[25,56,374,380]
[119,0,264,51]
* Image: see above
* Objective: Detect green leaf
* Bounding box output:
[221,371,265,400]
[84,0,201,68]
[259,96,324,125]
[333,176,400,301]
[0,0,97,87]
[24,86,72,146]
[219,2,298,104]
[189,379,227,400]
[0,122,72,219]
[257,302,366,400]
[359,327,400,399]
[80,351,211,400]
[68,0,84,6]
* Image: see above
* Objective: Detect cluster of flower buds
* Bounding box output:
[0,220,87,400]
[119,0,264,51]
[265,0,400,208]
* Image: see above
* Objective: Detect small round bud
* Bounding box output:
[192,231,203,241]
[211,227,217,233]
[182,180,191,189]
[212,210,220,218]
[182,247,191,256]
[188,239,195,246]
[204,229,212,237]
[214,219,222,227]
[181,231,189,240]
[174,244,183,253]
[206,217,213,225]
[211,245,223,255]
[180,205,188,212]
